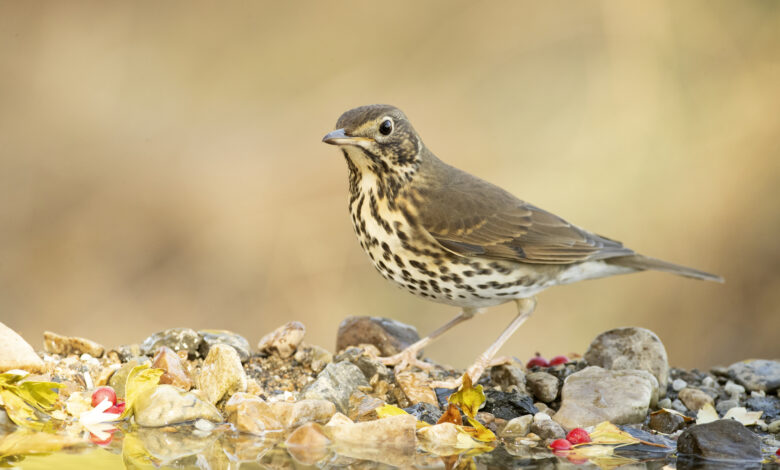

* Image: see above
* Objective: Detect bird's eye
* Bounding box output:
[379,118,393,136]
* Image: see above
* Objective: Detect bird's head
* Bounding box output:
[323,104,424,185]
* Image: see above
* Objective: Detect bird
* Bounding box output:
[322,104,722,386]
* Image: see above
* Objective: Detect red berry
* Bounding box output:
[526,354,549,368]
[776,448,780,457]
[105,402,125,415]
[566,455,588,465]
[91,386,117,408]
[566,427,591,444]
[89,430,116,446]
[549,438,573,451]
[549,355,569,366]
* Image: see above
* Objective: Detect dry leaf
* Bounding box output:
[374,403,408,418]
[695,403,719,424]
[587,422,640,446]
[723,407,762,426]
[463,417,496,443]
[438,403,463,426]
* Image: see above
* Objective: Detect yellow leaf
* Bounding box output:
[16,381,61,412]
[0,390,45,431]
[375,404,408,418]
[587,422,640,446]
[723,407,763,426]
[0,373,61,430]
[120,364,163,419]
[437,403,463,426]
[121,432,159,469]
[447,374,485,419]
[695,403,719,424]
[463,416,496,443]
[0,429,83,458]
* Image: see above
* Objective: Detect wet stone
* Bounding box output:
[301,361,369,414]
[530,414,566,444]
[325,413,417,467]
[198,329,250,363]
[43,331,105,358]
[395,371,437,406]
[141,328,202,358]
[404,402,442,425]
[677,419,762,462]
[526,371,559,403]
[0,321,44,373]
[199,344,247,404]
[745,395,780,421]
[584,327,669,395]
[152,346,192,391]
[112,344,141,362]
[224,392,284,434]
[269,399,337,428]
[134,384,223,427]
[481,389,538,420]
[285,422,330,465]
[499,414,533,438]
[649,409,688,434]
[336,316,420,357]
[679,387,715,412]
[334,347,389,381]
[257,321,306,358]
[728,359,780,393]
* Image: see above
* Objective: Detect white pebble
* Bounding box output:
[657,398,672,409]
[750,390,766,398]
[533,412,551,423]
[724,380,745,398]
[194,418,216,432]
[702,376,715,388]
[672,379,687,392]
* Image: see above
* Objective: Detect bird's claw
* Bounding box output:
[380,348,433,372]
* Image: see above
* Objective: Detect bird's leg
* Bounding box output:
[380,307,480,371]
[432,297,537,389]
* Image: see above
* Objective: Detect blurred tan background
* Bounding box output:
[0,1,778,369]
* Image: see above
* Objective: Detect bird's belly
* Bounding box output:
[350,192,557,308]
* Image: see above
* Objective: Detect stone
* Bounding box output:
[499,414,533,438]
[728,360,780,393]
[301,361,369,414]
[716,398,740,416]
[336,316,420,357]
[141,328,202,358]
[199,344,247,404]
[530,417,566,444]
[0,322,44,373]
[293,344,333,374]
[257,321,306,358]
[268,399,337,429]
[677,419,762,461]
[417,422,467,456]
[395,371,438,405]
[584,327,669,395]
[135,428,219,464]
[133,384,223,427]
[43,331,104,358]
[404,402,442,425]
[152,346,192,391]
[671,398,687,413]
[745,395,780,421]
[526,371,559,403]
[482,389,538,420]
[334,347,389,381]
[285,422,330,465]
[224,393,284,434]
[648,409,688,434]
[553,366,658,430]
[724,380,746,398]
[657,397,672,409]
[672,378,687,392]
[679,387,715,412]
[198,329,251,363]
[768,419,780,434]
[490,364,527,392]
[112,344,141,362]
[325,413,417,466]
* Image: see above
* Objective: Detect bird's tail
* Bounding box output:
[609,254,723,283]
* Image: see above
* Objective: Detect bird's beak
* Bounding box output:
[322,129,373,146]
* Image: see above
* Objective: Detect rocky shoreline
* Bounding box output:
[0,319,778,468]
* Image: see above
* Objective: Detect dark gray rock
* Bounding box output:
[481,389,538,420]
[403,402,442,425]
[141,328,202,358]
[649,409,687,434]
[335,316,419,357]
[677,419,762,462]
[198,329,250,363]
[334,347,390,381]
[584,327,669,395]
[728,360,780,393]
[300,361,368,414]
[745,395,780,421]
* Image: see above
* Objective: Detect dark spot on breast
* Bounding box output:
[393,254,405,267]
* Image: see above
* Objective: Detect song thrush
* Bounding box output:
[323,104,722,384]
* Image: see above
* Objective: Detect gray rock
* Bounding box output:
[724,380,746,398]
[526,371,559,403]
[404,402,442,425]
[199,344,247,404]
[672,378,687,392]
[301,361,369,413]
[198,329,250,363]
[141,328,203,358]
[584,327,669,396]
[728,359,780,393]
[336,316,420,357]
[490,364,527,392]
[553,366,658,430]
[657,397,672,409]
[768,419,780,434]
[648,409,687,434]
[745,395,780,421]
[530,414,566,444]
[334,347,389,381]
[672,398,687,413]
[134,384,223,427]
[677,419,762,461]
[716,398,740,415]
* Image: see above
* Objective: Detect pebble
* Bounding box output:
[725,380,746,398]
[672,398,687,413]
[767,419,780,434]
[745,395,780,421]
[224,392,284,434]
[199,344,247,404]
[649,408,687,434]
[553,366,658,430]
[301,361,369,414]
[325,413,417,466]
[530,417,566,444]
[482,389,538,420]
[43,331,105,358]
[335,316,420,357]
[285,422,330,465]
[677,419,762,462]
[418,422,473,456]
[152,346,193,391]
[269,399,337,429]
[395,371,438,406]
[109,359,142,398]
[489,364,527,392]
[0,321,44,373]
[293,344,332,374]
[526,371,559,403]
[702,376,716,388]
[198,329,251,363]
[678,387,715,411]
[657,397,672,409]
[583,327,669,395]
[141,328,202,358]
[257,321,306,358]
[133,384,223,427]
[672,378,687,392]
[334,347,389,381]
[499,414,533,438]
[716,398,740,415]
[403,402,442,425]
[728,359,780,393]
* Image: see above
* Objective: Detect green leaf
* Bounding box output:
[0,373,62,431]
[120,364,163,419]
[0,429,83,459]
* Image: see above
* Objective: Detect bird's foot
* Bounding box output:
[380,347,434,372]
[430,356,511,389]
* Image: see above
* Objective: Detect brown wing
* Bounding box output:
[411,160,634,264]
